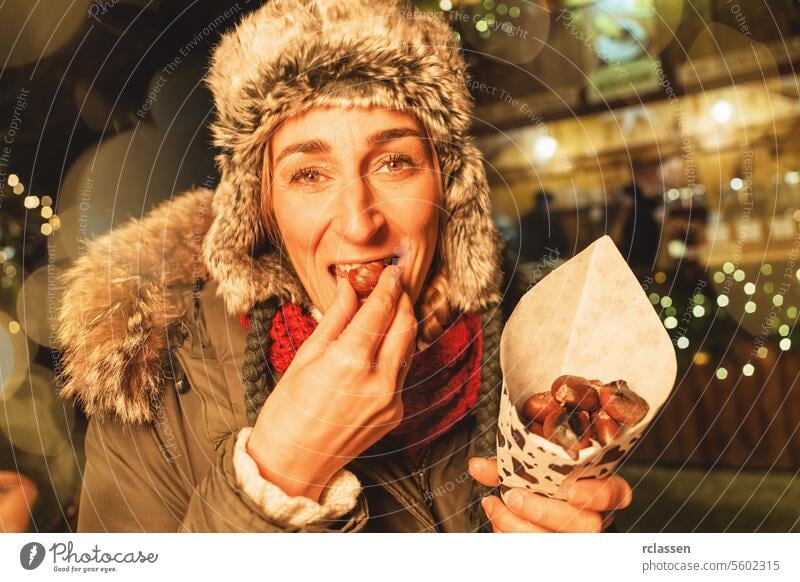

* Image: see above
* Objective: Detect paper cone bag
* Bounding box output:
[496,236,677,501]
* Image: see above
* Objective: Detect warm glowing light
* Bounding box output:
[717,295,729,307]
[692,305,705,317]
[655,272,667,283]
[41,206,53,219]
[40,223,53,236]
[756,347,768,359]
[742,364,754,377]
[24,196,39,209]
[716,367,728,380]
[744,282,755,294]
[8,321,20,334]
[533,135,558,162]
[677,337,689,349]
[668,240,685,259]
[730,178,744,191]
[7,174,19,187]
[649,293,660,305]
[713,271,725,283]
[693,352,709,365]
[722,262,734,274]
[779,324,790,337]
[744,301,756,313]
[733,269,745,282]
[779,338,791,351]
[711,99,734,123]
[773,295,784,307]
[439,0,452,10]
[13,183,24,195]
[761,264,773,276]
[660,296,672,308]
[664,316,678,329]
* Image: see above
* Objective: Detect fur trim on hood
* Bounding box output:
[57,0,504,424]
[57,189,214,423]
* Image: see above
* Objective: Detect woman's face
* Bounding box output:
[265,106,441,314]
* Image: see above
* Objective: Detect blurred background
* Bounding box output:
[0,0,798,532]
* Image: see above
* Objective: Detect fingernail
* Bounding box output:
[467,457,483,477]
[481,496,492,517]
[505,488,523,511]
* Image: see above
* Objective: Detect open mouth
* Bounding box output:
[328,256,399,297]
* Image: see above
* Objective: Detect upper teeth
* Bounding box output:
[334,258,393,272]
[337,263,365,272]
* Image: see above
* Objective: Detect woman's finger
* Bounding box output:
[562,475,633,512]
[311,276,359,344]
[339,266,402,360]
[374,289,417,376]
[468,456,499,487]
[482,496,551,533]
[504,488,605,532]
[0,471,36,493]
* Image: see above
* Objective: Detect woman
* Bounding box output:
[57,0,632,532]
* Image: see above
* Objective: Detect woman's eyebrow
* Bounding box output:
[366,127,424,145]
[273,128,424,166]
[273,138,330,166]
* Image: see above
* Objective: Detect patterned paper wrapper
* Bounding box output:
[496,236,678,502]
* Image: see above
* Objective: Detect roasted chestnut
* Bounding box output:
[521,391,560,423]
[542,407,594,460]
[551,375,600,411]
[599,379,649,425]
[592,409,622,446]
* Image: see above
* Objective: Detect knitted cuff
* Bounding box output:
[233,427,362,529]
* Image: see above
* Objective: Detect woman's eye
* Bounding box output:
[290,167,324,184]
[375,155,416,174]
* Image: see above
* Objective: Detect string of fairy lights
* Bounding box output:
[647,259,799,381]
[1,173,61,296]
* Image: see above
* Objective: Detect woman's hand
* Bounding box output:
[247,265,418,501]
[468,457,632,532]
[0,471,38,533]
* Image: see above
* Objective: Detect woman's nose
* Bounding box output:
[334,177,386,243]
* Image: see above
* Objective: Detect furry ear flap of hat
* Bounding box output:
[203,0,503,316]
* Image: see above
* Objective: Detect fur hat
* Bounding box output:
[203,0,503,316]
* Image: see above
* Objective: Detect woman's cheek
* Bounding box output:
[272,194,324,273]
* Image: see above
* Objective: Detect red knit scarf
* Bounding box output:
[240,304,483,461]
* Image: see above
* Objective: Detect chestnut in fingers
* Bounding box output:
[599,379,649,425]
[522,392,559,423]
[543,407,593,460]
[551,375,600,411]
